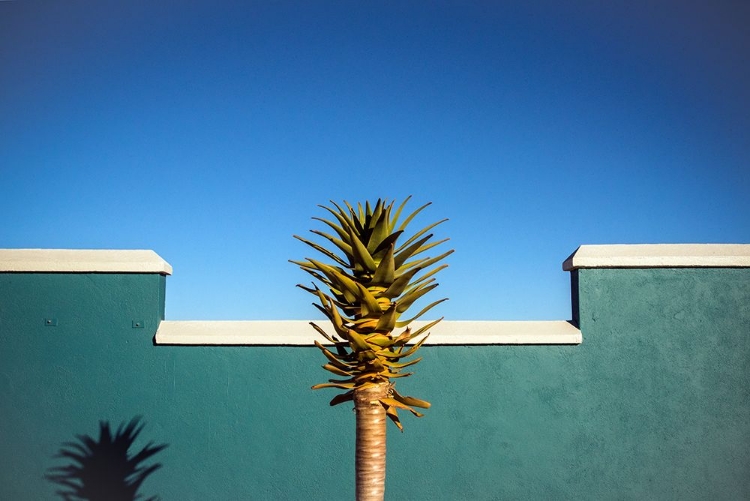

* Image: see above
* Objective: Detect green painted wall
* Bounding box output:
[1,268,748,500]
[568,268,750,500]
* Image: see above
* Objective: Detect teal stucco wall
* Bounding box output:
[568,268,750,499]
[1,267,748,500]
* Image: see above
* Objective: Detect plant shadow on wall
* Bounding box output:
[45,417,168,501]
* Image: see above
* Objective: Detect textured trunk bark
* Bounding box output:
[354,383,389,501]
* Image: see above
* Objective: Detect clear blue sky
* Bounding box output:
[1,1,748,321]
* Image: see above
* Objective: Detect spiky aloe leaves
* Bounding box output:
[293,197,452,430]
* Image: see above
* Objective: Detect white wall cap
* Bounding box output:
[0,249,172,275]
[563,244,750,271]
[154,320,582,346]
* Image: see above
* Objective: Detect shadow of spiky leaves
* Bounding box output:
[45,417,167,501]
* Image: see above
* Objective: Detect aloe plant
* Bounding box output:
[293,197,452,501]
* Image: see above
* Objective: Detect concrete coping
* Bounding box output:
[0,249,173,275]
[154,320,582,346]
[563,244,750,271]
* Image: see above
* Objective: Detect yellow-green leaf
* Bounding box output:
[396,284,438,313]
[356,283,382,316]
[396,218,448,251]
[380,397,424,417]
[397,201,431,232]
[311,216,349,242]
[407,317,443,339]
[348,329,372,352]
[371,244,395,285]
[294,235,349,267]
[396,298,448,326]
[311,382,354,390]
[348,226,377,273]
[392,388,431,409]
[315,341,354,366]
[382,357,422,369]
[394,234,433,269]
[389,196,412,233]
[383,267,421,298]
[309,230,354,261]
[374,302,399,333]
[367,206,390,252]
[322,364,354,377]
[384,404,404,432]
[365,333,395,348]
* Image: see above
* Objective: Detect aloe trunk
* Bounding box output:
[355,384,389,501]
